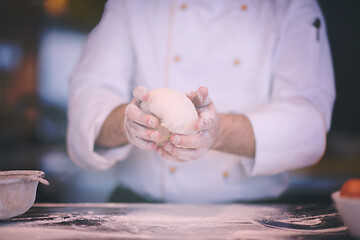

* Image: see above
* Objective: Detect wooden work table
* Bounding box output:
[0,203,356,240]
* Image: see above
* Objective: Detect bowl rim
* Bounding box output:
[332,191,360,204]
[0,170,46,185]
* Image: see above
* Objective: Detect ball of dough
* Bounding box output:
[140,88,198,143]
[340,178,360,198]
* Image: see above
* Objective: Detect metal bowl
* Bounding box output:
[0,170,49,220]
[332,191,360,238]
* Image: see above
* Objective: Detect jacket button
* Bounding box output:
[233,59,241,66]
[169,167,177,173]
[241,5,248,11]
[180,4,188,10]
[223,171,229,178]
[174,56,181,62]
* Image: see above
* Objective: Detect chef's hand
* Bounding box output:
[124,86,162,151]
[156,86,219,161]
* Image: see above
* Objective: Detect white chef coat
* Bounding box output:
[67,0,335,203]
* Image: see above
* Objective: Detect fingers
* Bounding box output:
[156,147,185,162]
[124,119,161,151]
[169,131,213,149]
[127,135,158,151]
[186,86,211,107]
[125,103,159,128]
[133,86,149,102]
[125,101,162,151]
[124,120,160,151]
[159,141,207,161]
[196,109,217,131]
[126,121,161,142]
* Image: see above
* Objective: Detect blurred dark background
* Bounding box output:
[0,0,359,203]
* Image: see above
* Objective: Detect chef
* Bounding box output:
[67,0,335,203]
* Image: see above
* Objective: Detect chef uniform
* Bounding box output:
[67,0,335,203]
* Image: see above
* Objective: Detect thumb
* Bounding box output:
[133,86,150,102]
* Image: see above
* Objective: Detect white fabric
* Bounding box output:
[67,0,335,203]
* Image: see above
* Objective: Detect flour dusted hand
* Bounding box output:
[124,86,161,151]
[140,88,199,142]
[157,86,219,161]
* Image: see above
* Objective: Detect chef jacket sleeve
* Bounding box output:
[67,0,133,170]
[244,0,335,176]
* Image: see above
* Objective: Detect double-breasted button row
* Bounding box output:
[173,56,242,66]
[179,4,248,11]
[174,4,246,67]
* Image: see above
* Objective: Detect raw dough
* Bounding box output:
[140,88,198,144]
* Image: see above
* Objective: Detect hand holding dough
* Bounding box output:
[124,86,161,151]
[156,86,220,162]
[140,88,199,145]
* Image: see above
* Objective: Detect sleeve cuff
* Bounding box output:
[67,86,132,170]
[244,98,326,176]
